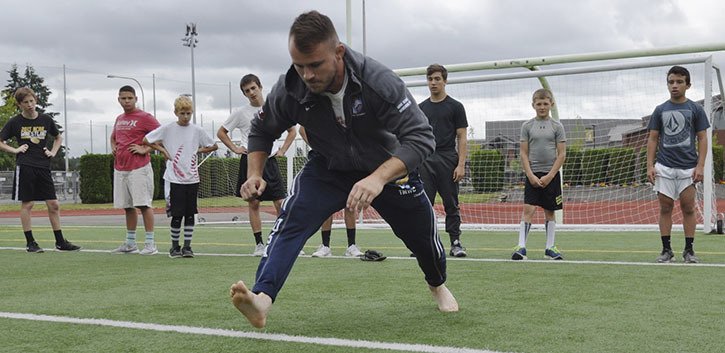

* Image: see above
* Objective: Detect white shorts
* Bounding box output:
[653,163,694,200]
[114,163,154,208]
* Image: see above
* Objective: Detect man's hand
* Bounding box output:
[692,165,704,183]
[647,165,656,184]
[43,147,55,158]
[128,144,149,155]
[540,174,553,188]
[527,173,543,188]
[273,148,286,158]
[233,146,248,155]
[452,165,465,183]
[346,174,385,212]
[15,144,29,154]
[240,176,266,202]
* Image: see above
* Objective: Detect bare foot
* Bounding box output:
[429,284,459,312]
[230,280,273,328]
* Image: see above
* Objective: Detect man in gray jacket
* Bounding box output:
[230,10,458,328]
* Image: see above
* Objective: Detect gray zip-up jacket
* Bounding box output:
[248,45,434,174]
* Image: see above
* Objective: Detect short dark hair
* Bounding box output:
[289,10,339,53]
[667,65,691,85]
[240,74,262,90]
[426,64,448,81]
[119,85,136,95]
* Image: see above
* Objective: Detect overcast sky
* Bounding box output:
[1,0,724,158]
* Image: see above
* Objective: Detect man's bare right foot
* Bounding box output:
[429,284,459,312]
[230,280,272,328]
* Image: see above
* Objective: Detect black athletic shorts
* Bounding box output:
[13,165,57,202]
[235,154,287,201]
[524,171,563,211]
[168,182,199,217]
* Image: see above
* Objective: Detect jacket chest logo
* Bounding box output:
[351,96,365,117]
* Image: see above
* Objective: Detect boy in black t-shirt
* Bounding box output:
[0,87,80,253]
[418,64,469,257]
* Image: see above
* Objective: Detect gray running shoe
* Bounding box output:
[111,243,139,254]
[656,249,675,263]
[682,249,700,263]
[139,242,158,255]
[449,244,468,257]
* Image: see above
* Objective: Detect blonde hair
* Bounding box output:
[174,96,193,112]
[532,88,553,103]
[531,88,554,103]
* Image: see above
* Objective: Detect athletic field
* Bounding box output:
[1,224,723,353]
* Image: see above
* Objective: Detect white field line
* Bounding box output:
[0,311,507,353]
[1,246,725,267]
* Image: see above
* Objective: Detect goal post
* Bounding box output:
[193,47,724,233]
[396,55,721,232]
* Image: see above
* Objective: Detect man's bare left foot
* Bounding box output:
[230,280,273,328]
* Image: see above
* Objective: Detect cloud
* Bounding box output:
[1,0,724,158]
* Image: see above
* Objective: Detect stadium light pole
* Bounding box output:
[182,22,198,124]
[152,73,157,117]
[107,75,145,111]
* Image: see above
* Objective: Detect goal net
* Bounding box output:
[398,57,721,231]
[195,56,722,232]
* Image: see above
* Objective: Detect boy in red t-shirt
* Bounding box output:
[109,85,161,255]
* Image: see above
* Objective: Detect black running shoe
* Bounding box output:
[169,246,182,258]
[55,240,81,251]
[181,246,194,258]
[26,242,44,253]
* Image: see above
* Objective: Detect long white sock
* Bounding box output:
[126,230,137,245]
[545,220,556,249]
[518,222,530,247]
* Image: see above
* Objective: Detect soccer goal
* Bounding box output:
[395,55,723,232]
[195,51,723,233]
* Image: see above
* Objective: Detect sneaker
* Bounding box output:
[181,247,194,258]
[311,244,332,257]
[449,244,467,257]
[56,240,81,251]
[139,242,158,255]
[656,248,675,263]
[299,250,306,256]
[169,247,182,258]
[544,246,563,260]
[111,243,139,254]
[511,246,527,260]
[344,244,364,257]
[26,242,44,253]
[252,243,266,257]
[682,249,700,263]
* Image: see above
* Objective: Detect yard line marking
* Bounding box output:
[2,246,725,267]
[0,312,506,353]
